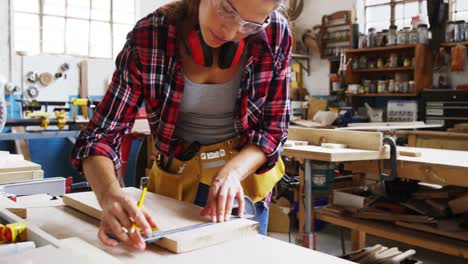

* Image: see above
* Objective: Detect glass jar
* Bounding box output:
[368,28,377,48]
[417,24,429,44]
[370,81,377,93]
[388,25,398,45]
[408,30,418,44]
[446,22,455,42]
[389,53,399,68]
[369,60,376,69]
[454,20,466,42]
[377,80,386,94]
[352,59,360,70]
[465,23,468,42]
[403,57,412,67]
[359,56,368,69]
[388,79,395,93]
[408,80,415,94]
[401,81,409,93]
[398,28,408,45]
[380,30,389,47]
[377,58,384,68]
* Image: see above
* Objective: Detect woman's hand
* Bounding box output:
[97,189,158,250]
[200,168,245,222]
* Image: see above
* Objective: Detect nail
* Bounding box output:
[225,214,230,221]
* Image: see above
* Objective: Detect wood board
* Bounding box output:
[63,187,259,253]
[396,221,468,242]
[288,127,383,151]
[0,160,41,173]
[282,145,389,162]
[26,206,352,264]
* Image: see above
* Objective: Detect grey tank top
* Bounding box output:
[174,69,242,145]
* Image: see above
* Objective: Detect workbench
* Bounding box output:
[23,203,353,263]
[282,127,468,258]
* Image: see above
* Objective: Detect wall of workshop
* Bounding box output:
[294,0,357,96]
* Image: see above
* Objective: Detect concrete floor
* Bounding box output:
[268,224,468,264]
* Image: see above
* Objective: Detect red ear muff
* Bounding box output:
[186,24,244,69]
[187,25,213,67]
[218,39,245,69]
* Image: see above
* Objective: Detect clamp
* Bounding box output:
[379,137,418,202]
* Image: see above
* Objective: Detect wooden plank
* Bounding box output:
[26,206,352,264]
[337,122,441,131]
[354,212,436,224]
[63,188,259,253]
[448,194,468,215]
[287,127,383,151]
[11,126,31,161]
[0,160,41,173]
[397,131,468,151]
[316,211,468,258]
[307,97,327,120]
[0,170,44,183]
[396,221,468,242]
[351,229,366,251]
[282,145,389,162]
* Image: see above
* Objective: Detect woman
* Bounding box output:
[71,0,291,250]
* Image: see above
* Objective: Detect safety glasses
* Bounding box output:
[211,0,272,35]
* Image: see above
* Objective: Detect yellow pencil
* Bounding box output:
[130,184,148,233]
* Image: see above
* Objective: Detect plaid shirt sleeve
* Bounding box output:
[70,31,144,175]
[248,19,292,174]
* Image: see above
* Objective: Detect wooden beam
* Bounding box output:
[63,188,259,253]
[351,229,366,251]
[287,127,383,151]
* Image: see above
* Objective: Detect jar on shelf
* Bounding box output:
[417,24,429,44]
[380,30,389,47]
[465,23,468,41]
[352,59,360,70]
[363,80,372,93]
[370,81,377,93]
[359,56,368,68]
[377,80,385,93]
[369,60,376,69]
[446,21,455,42]
[377,58,385,68]
[398,28,408,45]
[408,80,415,94]
[408,30,418,44]
[403,57,412,67]
[368,28,377,48]
[389,53,399,68]
[454,20,466,42]
[401,81,409,93]
[388,79,396,93]
[388,25,398,45]
[359,34,367,48]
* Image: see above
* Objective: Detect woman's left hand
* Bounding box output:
[200,168,245,222]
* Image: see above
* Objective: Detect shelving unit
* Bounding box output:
[319,11,353,59]
[441,41,468,47]
[344,44,433,96]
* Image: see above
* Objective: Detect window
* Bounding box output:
[360,0,429,32]
[451,0,468,21]
[13,0,135,59]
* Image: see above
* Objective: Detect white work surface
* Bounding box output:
[336,122,442,131]
[25,205,352,264]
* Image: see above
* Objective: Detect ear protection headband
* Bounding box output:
[187,25,245,69]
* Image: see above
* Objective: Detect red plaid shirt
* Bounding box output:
[71,4,292,174]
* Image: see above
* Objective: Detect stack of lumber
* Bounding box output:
[328,185,468,242]
[0,151,44,183]
[342,244,417,264]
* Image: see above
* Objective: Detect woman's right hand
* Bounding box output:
[97,190,158,250]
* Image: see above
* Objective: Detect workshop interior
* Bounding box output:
[1,0,468,263]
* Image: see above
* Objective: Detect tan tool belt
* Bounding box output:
[147,138,284,203]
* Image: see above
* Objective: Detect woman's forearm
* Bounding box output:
[82,156,122,204]
[220,144,267,180]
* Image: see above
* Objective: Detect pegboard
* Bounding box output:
[21,55,81,102]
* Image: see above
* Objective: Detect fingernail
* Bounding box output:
[211,215,216,222]
[138,242,145,249]
[225,214,230,221]
[218,215,224,222]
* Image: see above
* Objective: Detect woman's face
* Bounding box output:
[198,0,277,48]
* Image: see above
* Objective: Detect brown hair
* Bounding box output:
[163,0,286,20]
